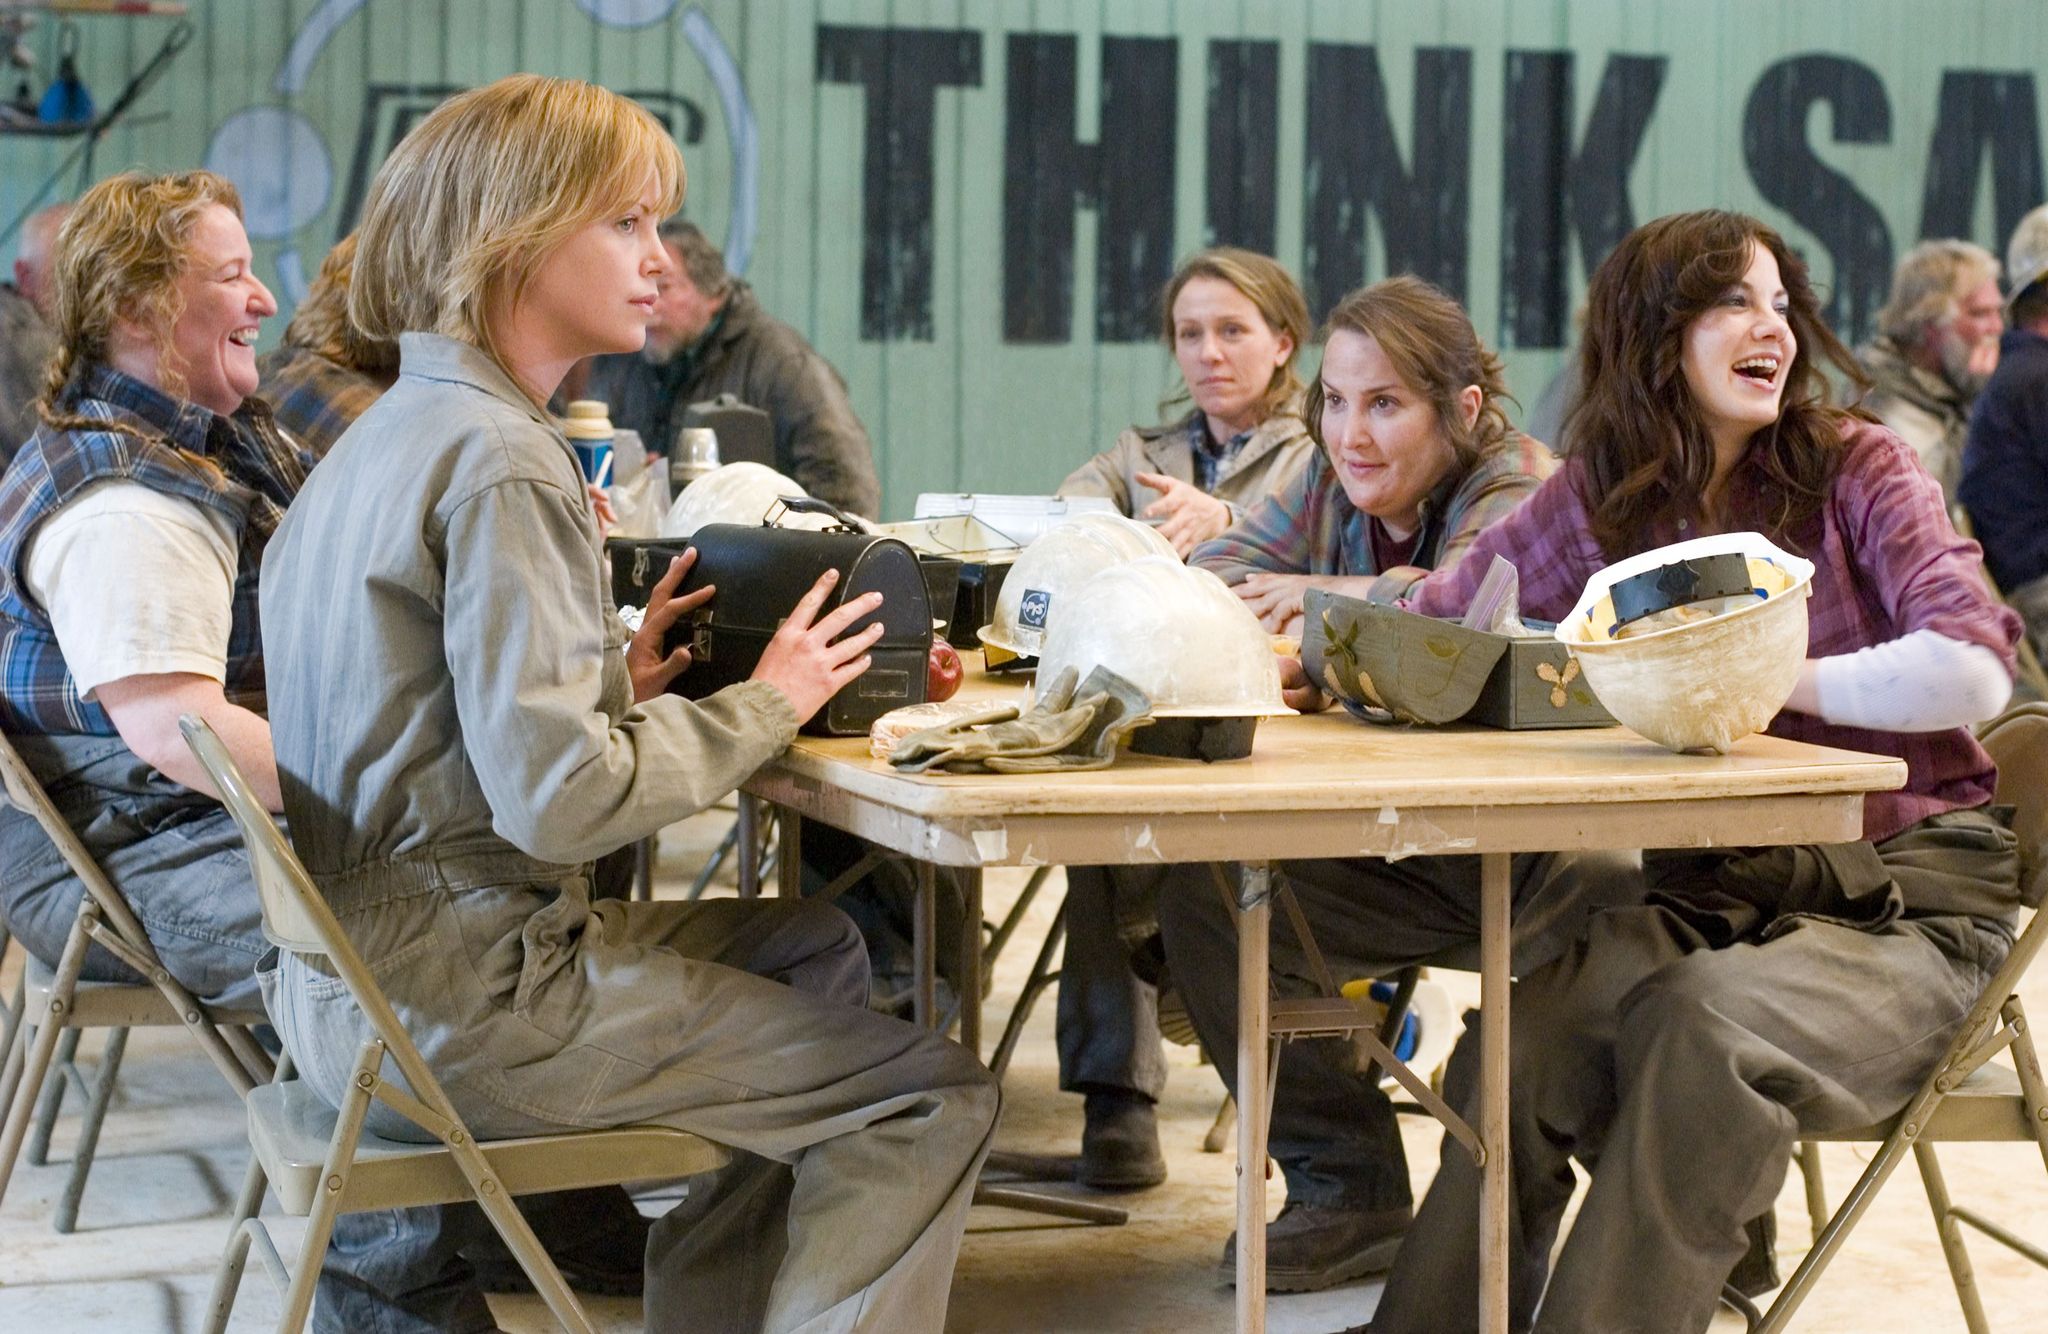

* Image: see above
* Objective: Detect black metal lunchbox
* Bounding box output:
[607,509,932,736]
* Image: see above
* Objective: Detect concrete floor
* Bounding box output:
[1,803,2044,1332]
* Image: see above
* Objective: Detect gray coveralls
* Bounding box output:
[259,334,999,1334]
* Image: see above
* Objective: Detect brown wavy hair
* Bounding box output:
[1569,209,1865,557]
[280,232,397,378]
[35,170,245,439]
[1157,246,1311,426]
[1304,275,1515,473]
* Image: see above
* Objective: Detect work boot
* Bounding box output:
[1076,1088,1168,1191]
[469,1190,651,1297]
[1726,1211,1782,1298]
[1219,1201,1412,1292]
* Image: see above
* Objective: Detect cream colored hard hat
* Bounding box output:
[1556,531,1814,754]
[659,461,833,539]
[978,512,1175,662]
[2008,203,2048,313]
[1033,556,1290,717]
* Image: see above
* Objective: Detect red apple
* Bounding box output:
[927,636,963,702]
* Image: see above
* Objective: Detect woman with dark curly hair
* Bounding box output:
[1368,209,2023,1333]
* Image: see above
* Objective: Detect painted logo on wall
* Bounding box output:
[201,0,756,305]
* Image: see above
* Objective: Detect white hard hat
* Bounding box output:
[1033,556,1290,717]
[2008,203,2048,313]
[1557,531,1814,754]
[978,512,1175,661]
[660,462,833,539]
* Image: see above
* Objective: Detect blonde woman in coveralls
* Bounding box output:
[258,76,998,1334]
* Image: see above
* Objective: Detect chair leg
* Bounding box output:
[1204,1094,1237,1154]
[0,916,92,1209]
[1754,1120,1921,1331]
[53,1025,127,1233]
[0,932,20,1055]
[26,1025,83,1165]
[989,900,1065,1080]
[201,1149,273,1334]
[279,1069,381,1334]
[1914,1140,1992,1334]
[686,820,740,901]
[0,1003,28,1131]
[1796,1141,1828,1245]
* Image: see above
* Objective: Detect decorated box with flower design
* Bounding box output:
[1302,589,1614,730]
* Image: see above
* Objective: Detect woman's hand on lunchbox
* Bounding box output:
[751,569,887,723]
[629,550,717,703]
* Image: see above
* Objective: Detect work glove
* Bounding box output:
[889,666,1154,773]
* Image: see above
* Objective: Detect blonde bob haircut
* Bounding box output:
[349,74,685,384]
[37,169,244,432]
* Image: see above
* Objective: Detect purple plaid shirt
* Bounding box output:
[1409,419,2020,843]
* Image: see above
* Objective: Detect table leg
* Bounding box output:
[1235,860,1272,1334]
[958,867,983,1058]
[914,860,936,1031]
[1479,851,1512,1334]
[736,794,761,898]
[775,809,803,899]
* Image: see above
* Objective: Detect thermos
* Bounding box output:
[562,400,615,488]
[671,425,721,491]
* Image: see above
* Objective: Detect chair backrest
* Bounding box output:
[0,729,164,955]
[1939,703,2048,1058]
[179,715,472,1131]
[176,716,330,956]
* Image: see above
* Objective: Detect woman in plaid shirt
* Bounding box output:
[1370,210,2025,1333]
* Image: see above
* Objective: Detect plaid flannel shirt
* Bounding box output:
[256,344,392,457]
[0,364,309,734]
[1409,419,2020,843]
[1191,432,1554,603]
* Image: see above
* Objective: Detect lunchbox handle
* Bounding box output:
[769,495,870,533]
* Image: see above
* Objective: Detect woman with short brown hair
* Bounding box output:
[1060,245,1316,556]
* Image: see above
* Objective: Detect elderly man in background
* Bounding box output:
[1962,205,2048,661]
[0,202,68,461]
[1858,238,2003,504]
[576,217,881,516]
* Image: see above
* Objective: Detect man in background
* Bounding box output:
[1962,205,2048,660]
[0,202,68,462]
[1859,238,2004,505]
[578,218,881,517]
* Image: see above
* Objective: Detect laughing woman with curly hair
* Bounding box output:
[1369,209,2022,1334]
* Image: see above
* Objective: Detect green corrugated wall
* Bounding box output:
[1,1,2038,516]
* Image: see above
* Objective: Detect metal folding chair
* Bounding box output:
[0,730,270,1231]
[181,715,732,1334]
[1756,702,2048,1331]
